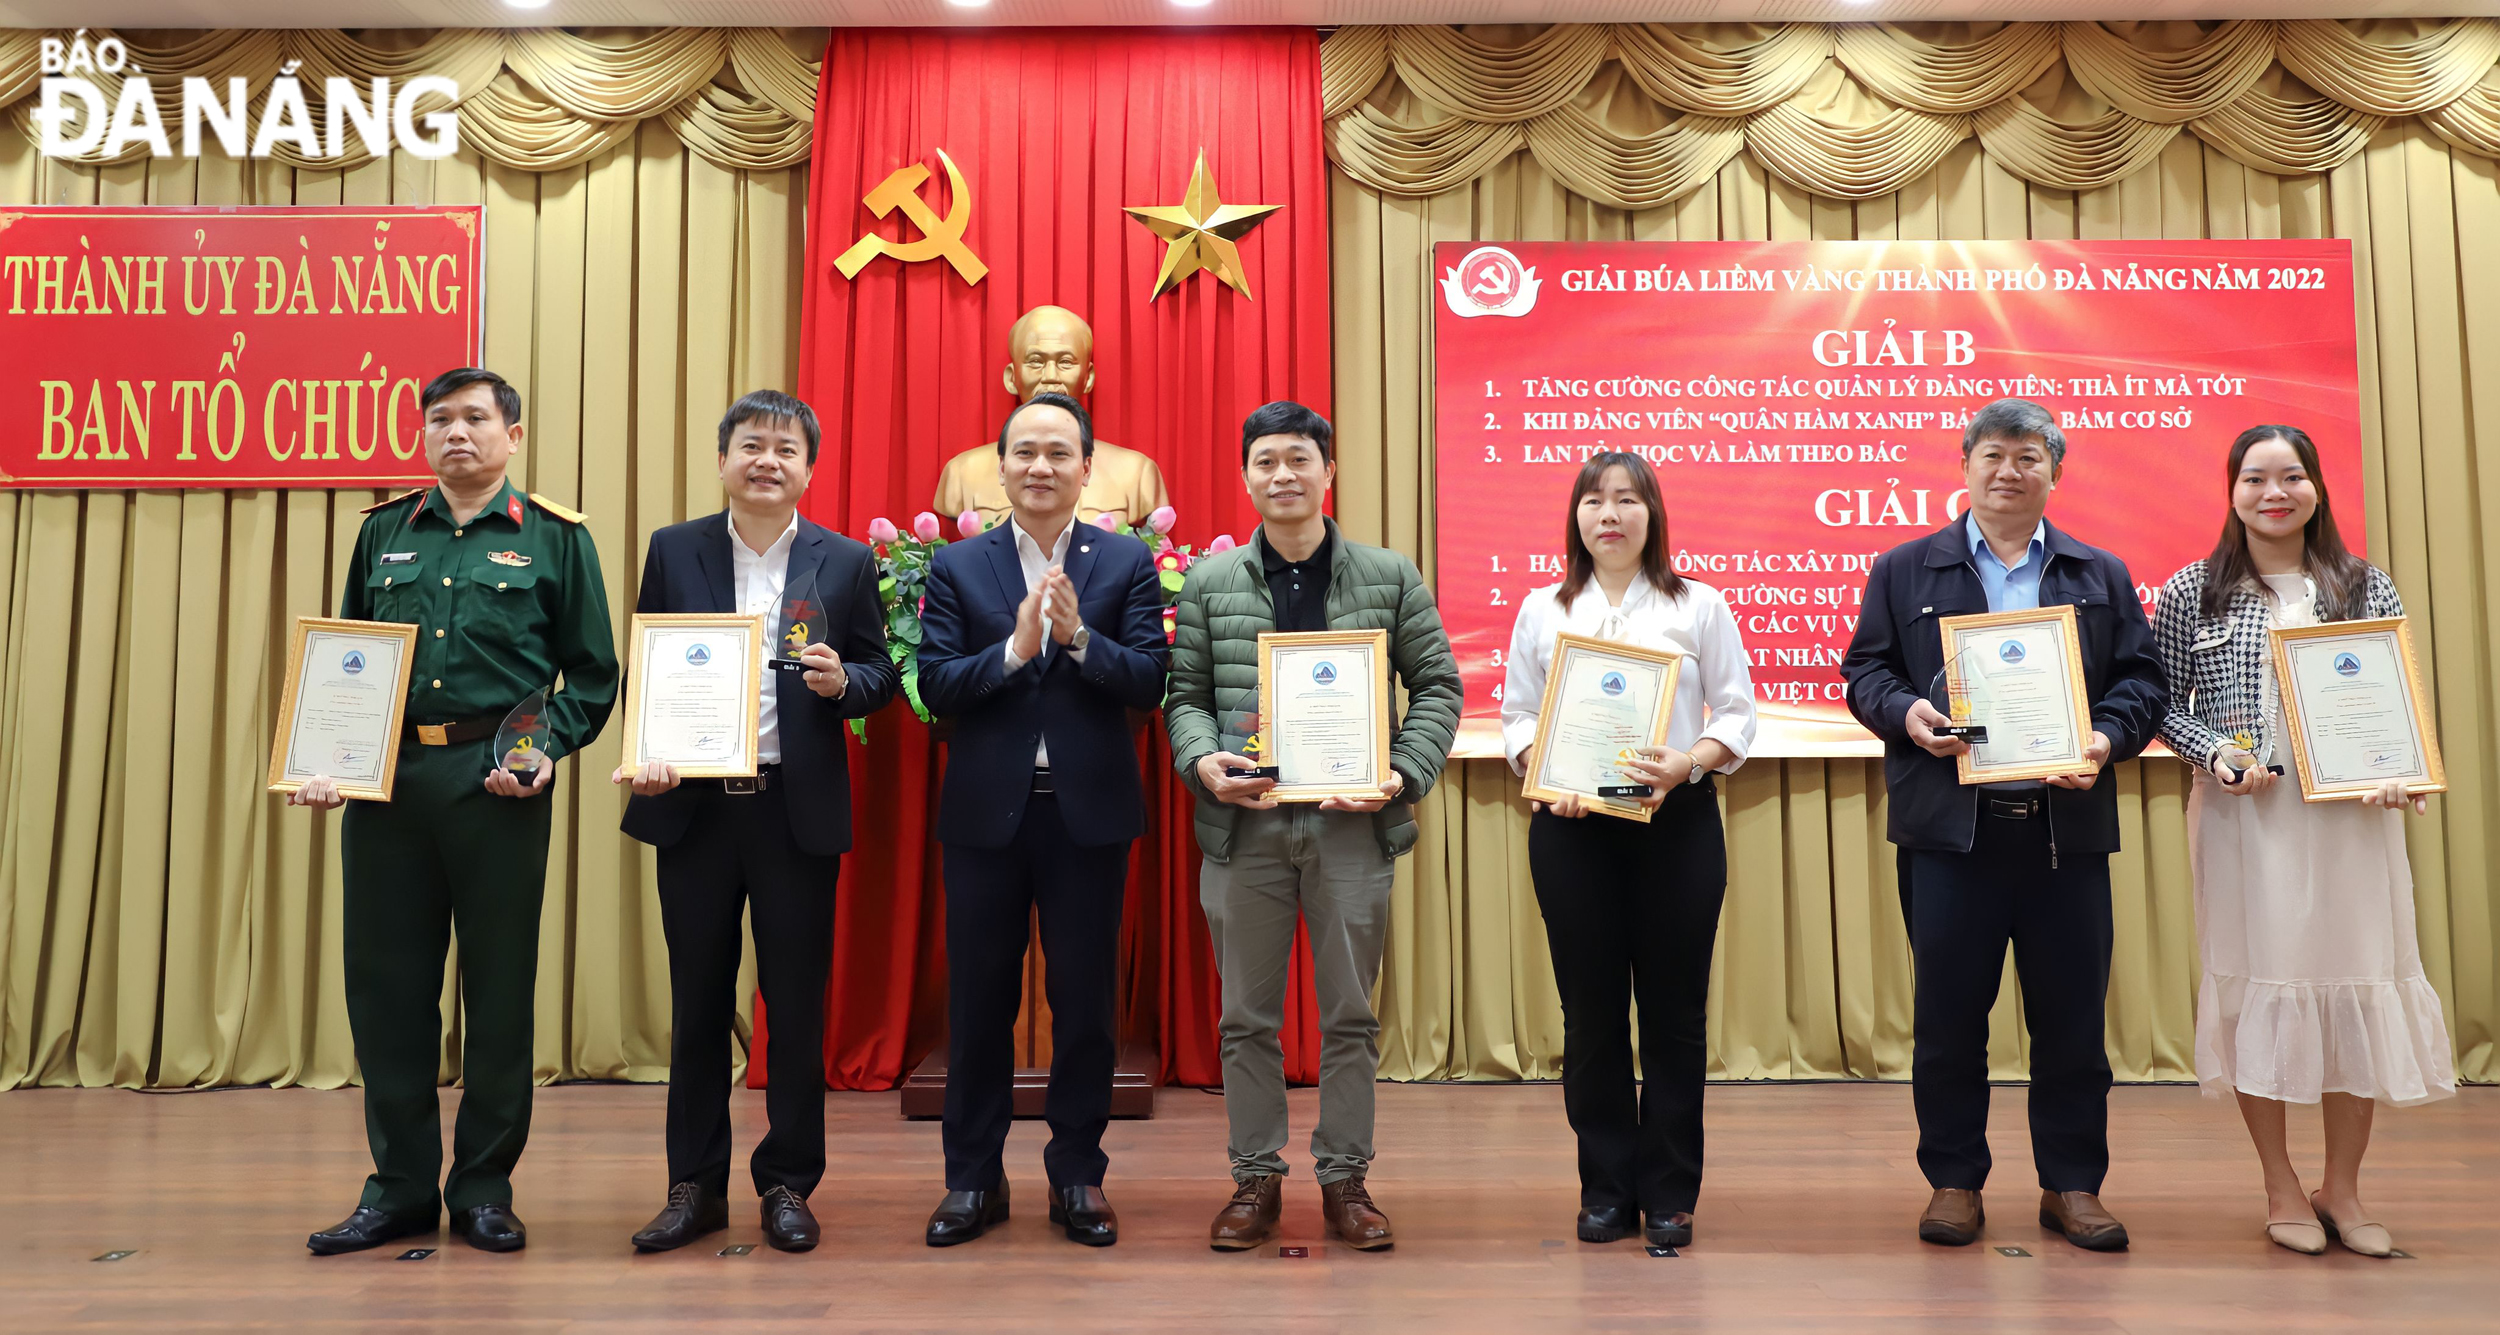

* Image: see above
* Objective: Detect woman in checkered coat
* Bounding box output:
[2154,425,2453,1261]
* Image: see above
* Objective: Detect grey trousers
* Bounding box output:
[1199,805,1397,1184]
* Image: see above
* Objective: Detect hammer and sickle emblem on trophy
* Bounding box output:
[833,148,988,285]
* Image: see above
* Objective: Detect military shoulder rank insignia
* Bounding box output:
[488,550,533,567]
[528,492,587,524]
[361,487,427,515]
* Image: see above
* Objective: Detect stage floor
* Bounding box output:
[3,1080,2492,1331]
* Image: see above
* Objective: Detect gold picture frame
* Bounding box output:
[1939,603,2095,786]
[1255,628,1394,803]
[1520,632,1685,824]
[618,612,765,779]
[2269,615,2446,803]
[266,616,420,801]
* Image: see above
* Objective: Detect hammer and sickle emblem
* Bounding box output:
[834,149,987,285]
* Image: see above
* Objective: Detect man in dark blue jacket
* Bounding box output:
[914,391,1171,1249]
[614,390,895,1254]
[1841,399,2167,1254]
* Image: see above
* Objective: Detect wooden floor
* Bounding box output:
[3,1081,2493,1331]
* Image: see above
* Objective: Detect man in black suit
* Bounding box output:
[1840,398,2166,1254]
[915,391,1171,1249]
[613,390,895,1253]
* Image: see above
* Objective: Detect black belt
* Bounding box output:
[1984,793,2045,820]
[1030,767,1055,794]
[713,764,780,795]
[412,715,501,746]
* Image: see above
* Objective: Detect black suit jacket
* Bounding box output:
[916,520,1171,850]
[620,511,896,856]
[1839,517,2167,855]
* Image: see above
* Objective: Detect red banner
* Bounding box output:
[1433,239,2364,757]
[0,205,482,489]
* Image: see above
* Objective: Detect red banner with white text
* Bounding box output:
[0,205,481,488]
[1433,239,2364,758]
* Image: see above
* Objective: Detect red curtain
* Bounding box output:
[771,27,1333,1090]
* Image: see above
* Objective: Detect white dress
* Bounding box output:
[2188,573,2456,1106]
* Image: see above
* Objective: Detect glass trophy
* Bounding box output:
[1927,650,1991,745]
[1596,747,1656,801]
[491,689,551,777]
[1227,687,1280,781]
[2192,681,2283,785]
[770,567,822,675]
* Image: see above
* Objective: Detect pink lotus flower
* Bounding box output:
[1207,534,1237,553]
[1155,550,1185,574]
[1094,512,1121,531]
[867,516,900,544]
[912,511,943,543]
[1146,505,1177,535]
[957,510,984,539]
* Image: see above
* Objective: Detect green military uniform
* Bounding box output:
[336,476,618,1223]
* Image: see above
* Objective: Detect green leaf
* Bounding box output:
[847,716,868,743]
[1160,570,1185,594]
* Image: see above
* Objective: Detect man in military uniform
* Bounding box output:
[931,304,1170,528]
[289,367,619,1256]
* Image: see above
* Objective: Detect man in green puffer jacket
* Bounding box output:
[1165,401,1461,1254]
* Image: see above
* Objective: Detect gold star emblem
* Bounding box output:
[1123,150,1282,301]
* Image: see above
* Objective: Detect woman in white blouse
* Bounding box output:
[1501,451,1758,1251]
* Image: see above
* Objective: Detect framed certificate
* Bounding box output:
[266,617,419,801]
[1938,604,2094,786]
[1256,629,1393,803]
[2270,616,2445,803]
[1520,633,1683,823]
[619,612,764,779]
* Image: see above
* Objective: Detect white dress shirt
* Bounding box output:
[1000,514,1089,767]
[728,509,799,765]
[1500,573,1759,778]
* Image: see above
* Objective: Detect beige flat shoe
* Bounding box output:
[2312,1195,2396,1258]
[2266,1220,2327,1254]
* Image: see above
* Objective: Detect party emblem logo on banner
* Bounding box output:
[1441,245,1541,318]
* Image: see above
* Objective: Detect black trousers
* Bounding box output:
[940,792,1129,1191]
[655,777,838,1199]
[1527,780,1726,1216]
[1904,805,2115,1193]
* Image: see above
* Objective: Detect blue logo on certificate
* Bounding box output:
[1599,671,1627,696]
[2334,652,2361,676]
[1998,639,2027,664]
[1312,661,1337,685]
[687,644,711,666]
[341,651,366,674]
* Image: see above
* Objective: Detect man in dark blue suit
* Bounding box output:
[915,391,1171,1249]
[612,390,895,1254]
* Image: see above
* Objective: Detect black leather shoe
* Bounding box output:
[632,1182,728,1252]
[1577,1206,1636,1243]
[1643,1211,1694,1248]
[1048,1185,1119,1247]
[925,1178,1009,1247]
[308,1205,433,1256]
[454,1204,528,1253]
[761,1185,821,1253]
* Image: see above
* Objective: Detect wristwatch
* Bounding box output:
[1068,623,1092,653]
[1686,761,1706,786]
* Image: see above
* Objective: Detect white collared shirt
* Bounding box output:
[1500,573,1759,777]
[728,509,800,765]
[1001,513,1089,767]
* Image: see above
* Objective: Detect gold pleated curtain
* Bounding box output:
[1327,22,2500,1087]
[0,58,810,1088]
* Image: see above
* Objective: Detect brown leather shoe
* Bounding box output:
[2039,1190,2129,1251]
[1919,1188,1984,1246]
[1209,1174,1283,1251]
[1320,1176,1395,1251]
